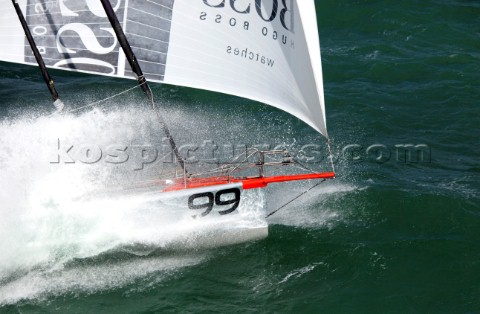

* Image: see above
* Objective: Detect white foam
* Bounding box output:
[0,108,266,304]
[278,262,325,284]
[0,255,203,305]
[266,182,359,228]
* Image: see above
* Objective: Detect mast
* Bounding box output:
[11,0,64,111]
[100,0,187,174]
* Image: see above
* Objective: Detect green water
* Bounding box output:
[0,0,479,313]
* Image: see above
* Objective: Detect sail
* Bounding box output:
[0,0,328,137]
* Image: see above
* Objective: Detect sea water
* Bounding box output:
[0,0,479,312]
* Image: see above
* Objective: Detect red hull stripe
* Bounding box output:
[238,172,336,189]
[162,172,335,192]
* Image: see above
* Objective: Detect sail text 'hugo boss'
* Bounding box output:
[202,0,295,33]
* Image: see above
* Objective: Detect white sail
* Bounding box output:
[0,0,328,137]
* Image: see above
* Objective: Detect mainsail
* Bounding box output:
[0,0,328,137]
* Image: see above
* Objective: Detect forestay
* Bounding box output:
[0,0,328,137]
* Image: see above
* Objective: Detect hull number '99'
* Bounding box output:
[188,188,241,218]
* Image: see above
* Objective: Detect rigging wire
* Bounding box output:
[265,179,326,218]
[100,0,187,176]
[265,142,336,218]
[327,139,336,174]
[46,82,147,118]
[66,82,147,114]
